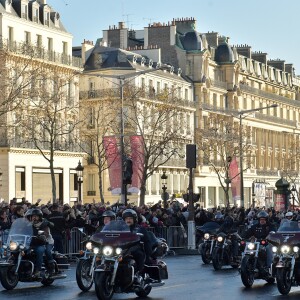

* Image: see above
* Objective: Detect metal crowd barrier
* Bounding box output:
[63,227,86,258]
[0,230,10,258]
[61,225,188,257]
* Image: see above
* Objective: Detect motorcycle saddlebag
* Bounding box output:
[54,255,69,269]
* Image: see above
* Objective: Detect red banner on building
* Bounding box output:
[128,135,144,194]
[103,136,121,194]
[228,157,241,203]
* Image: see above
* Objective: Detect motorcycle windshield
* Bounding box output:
[277,220,300,232]
[7,218,33,248]
[91,220,139,247]
[101,220,130,232]
[198,222,220,233]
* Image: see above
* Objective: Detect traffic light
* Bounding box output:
[123,157,133,184]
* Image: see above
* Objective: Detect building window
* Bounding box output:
[157,81,161,94]
[33,8,39,23]
[185,88,188,100]
[21,4,27,19]
[24,31,31,44]
[47,37,53,52]
[45,12,50,26]
[88,174,96,195]
[62,41,68,55]
[36,34,42,47]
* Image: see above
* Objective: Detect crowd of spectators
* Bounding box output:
[1,196,300,252]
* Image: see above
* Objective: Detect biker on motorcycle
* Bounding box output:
[217,215,240,261]
[26,208,55,277]
[243,210,275,271]
[122,209,152,284]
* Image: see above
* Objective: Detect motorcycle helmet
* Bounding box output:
[122,209,138,223]
[25,208,33,220]
[214,211,224,221]
[257,210,268,220]
[102,210,116,220]
[31,208,43,221]
[285,211,293,219]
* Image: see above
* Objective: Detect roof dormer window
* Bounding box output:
[45,11,50,26]
[33,8,39,23]
[21,4,28,19]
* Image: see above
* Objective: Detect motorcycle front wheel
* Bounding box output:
[201,244,211,264]
[94,271,114,300]
[212,248,223,270]
[0,265,19,290]
[276,267,292,295]
[240,256,254,287]
[76,259,93,292]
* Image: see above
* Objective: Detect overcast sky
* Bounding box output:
[50,0,300,74]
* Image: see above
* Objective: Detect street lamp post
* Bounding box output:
[161,171,168,208]
[76,161,84,204]
[238,104,278,207]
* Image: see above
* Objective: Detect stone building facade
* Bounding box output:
[100,17,300,208]
[0,0,83,204]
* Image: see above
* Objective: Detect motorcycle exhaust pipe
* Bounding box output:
[49,274,67,280]
[149,281,165,287]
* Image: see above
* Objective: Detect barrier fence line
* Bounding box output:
[61,226,187,257]
[1,226,187,258]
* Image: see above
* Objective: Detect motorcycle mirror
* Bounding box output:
[136,233,144,237]
[269,231,275,234]
[38,230,44,235]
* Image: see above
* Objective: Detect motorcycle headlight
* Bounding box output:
[247,243,255,250]
[93,247,100,254]
[86,242,92,250]
[9,241,18,251]
[272,246,278,253]
[281,245,290,254]
[293,246,299,253]
[204,233,210,240]
[102,246,113,256]
[115,247,122,255]
[217,236,223,242]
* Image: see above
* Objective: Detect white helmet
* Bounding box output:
[285,211,293,218]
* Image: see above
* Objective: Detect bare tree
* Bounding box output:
[119,84,193,206]
[80,92,119,204]
[15,66,80,202]
[196,114,253,207]
[0,41,45,138]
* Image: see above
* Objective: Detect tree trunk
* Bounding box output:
[139,184,146,206]
[98,168,104,204]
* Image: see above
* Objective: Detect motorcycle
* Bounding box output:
[240,238,275,287]
[88,220,168,300]
[212,231,243,270]
[197,222,220,264]
[0,218,68,290]
[267,220,300,295]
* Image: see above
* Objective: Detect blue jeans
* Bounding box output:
[33,245,45,271]
[33,245,55,271]
[45,244,54,264]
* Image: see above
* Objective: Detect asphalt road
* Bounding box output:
[1,255,300,300]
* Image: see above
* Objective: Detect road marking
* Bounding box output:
[155,283,186,290]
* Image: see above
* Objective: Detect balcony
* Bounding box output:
[80,87,196,109]
[240,84,300,107]
[255,112,296,127]
[0,38,82,68]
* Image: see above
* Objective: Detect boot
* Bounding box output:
[48,262,56,276]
